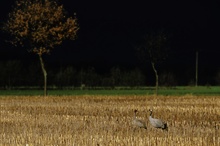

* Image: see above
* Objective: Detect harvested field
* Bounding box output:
[0,95,219,145]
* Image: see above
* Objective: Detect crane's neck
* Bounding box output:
[149,111,153,117]
[134,111,137,119]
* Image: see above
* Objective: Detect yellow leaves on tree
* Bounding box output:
[3,0,79,56]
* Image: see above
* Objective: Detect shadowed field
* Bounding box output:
[0,95,219,145]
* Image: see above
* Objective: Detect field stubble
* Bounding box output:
[0,95,219,146]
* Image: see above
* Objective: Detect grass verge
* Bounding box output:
[0,86,220,96]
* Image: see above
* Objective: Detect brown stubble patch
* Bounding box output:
[0,95,219,145]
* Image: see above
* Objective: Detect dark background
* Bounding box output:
[0,0,220,87]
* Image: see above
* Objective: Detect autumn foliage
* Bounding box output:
[3,0,79,55]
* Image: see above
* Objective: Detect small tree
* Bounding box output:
[3,0,79,96]
[136,31,169,95]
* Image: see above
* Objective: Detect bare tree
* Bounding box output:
[136,31,169,95]
[2,0,79,96]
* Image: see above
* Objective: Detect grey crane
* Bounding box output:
[132,109,147,129]
[149,109,168,131]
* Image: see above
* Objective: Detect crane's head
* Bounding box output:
[149,109,153,115]
[134,109,138,113]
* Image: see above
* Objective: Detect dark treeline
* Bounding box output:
[1,60,220,89]
[0,60,147,89]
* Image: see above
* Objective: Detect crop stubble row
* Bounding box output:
[0,95,219,145]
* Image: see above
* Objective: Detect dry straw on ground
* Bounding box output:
[0,95,219,145]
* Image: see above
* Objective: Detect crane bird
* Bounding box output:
[149,109,168,131]
[132,109,147,129]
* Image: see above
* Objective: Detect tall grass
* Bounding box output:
[0,95,219,145]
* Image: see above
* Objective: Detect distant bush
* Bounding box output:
[159,71,177,87]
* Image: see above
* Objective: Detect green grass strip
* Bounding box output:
[0,86,220,96]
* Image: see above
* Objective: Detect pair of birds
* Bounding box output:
[133,109,168,131]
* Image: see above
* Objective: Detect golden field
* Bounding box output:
[0,95,219,146]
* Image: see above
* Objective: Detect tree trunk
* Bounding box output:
[151,62,159,95]
[39,55,47,96]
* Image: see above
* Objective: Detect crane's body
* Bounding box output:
[149,109,168,131]
[132,110,147,129]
